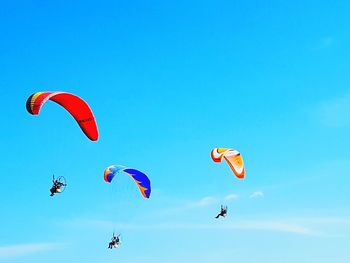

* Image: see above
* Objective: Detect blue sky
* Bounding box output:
[1,0,350,262]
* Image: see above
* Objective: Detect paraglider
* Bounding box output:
[108,233,121,249]
[50,175,67,197]
[26,91,99,141]
[215,205,228,219]
[103,165,151,198]
[211,148,245,179]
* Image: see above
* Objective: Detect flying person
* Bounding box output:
[50,175,67,196]
[215,205,228,219]
[108,233,121,249]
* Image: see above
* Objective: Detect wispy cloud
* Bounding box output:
[317,93,350,127]
[234,220,312,235]
[290,216,350,225]
[76,220,314,236]
[224,193,239,202]
[62,218,115,230]
[119,216,350,236]
[0,243,62,259]
[60,196,218,230]
[167,196,219,213]
[60,215,350,237]
[250,191,264,198]
[190,196,218,207]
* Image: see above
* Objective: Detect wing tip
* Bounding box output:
[26,93,35,114]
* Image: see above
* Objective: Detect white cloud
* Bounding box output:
[60,196,218,230]
[234,220,312,235]
[224,194,239,202]
[62,218,115,229]
[318,93,350,127]
[0,243,62,259]
[250,191,264,198]
[59,215,350,237]
[190,196,218,207]
[81,220,314,236]
[291,216,350,225]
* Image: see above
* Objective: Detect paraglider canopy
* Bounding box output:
[211,148,245,179]
[103,165,151,199]
[26,91,99,141]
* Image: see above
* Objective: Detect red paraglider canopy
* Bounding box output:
[26,91,99,141]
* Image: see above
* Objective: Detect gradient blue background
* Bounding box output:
[1,1,349,262]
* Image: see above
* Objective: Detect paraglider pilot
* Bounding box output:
[215,205,228,219]
[50,176,66,197]
[108,234,120,249]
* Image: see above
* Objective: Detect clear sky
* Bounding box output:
[1,1,350,262]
